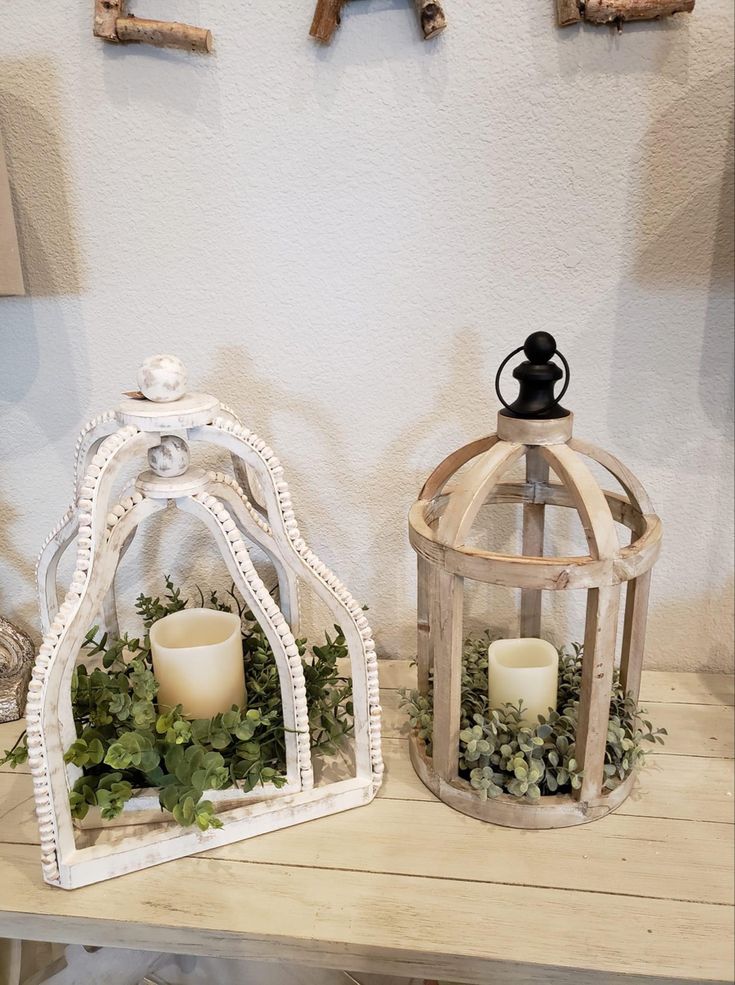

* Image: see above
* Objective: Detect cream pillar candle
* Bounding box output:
[150,608,246,719]
[487,638,559,726]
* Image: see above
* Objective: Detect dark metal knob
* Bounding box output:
[495,333,570,420]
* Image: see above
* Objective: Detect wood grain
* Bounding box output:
[377,688,735,757]
[621,569,652,702]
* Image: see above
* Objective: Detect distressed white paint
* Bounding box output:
[147,433,190,477]
[30,393,383,887]
[0,1,732,672]
[137,353,188,403]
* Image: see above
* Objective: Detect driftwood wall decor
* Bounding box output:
[310,0,447,44]
[93,0,212,52]
[557,0,695,27]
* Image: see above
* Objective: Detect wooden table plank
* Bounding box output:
[0,843,731,984]
[647,703,734,758]
[377,689,735,758]
[640,672,734,707]
[615,754,734,824]
[368,660,735,707]
[376,740,735,824]
[1,732,732,847]
[2,698,734,820]
[0,667,732,985]
[0,770,730,905]
[206,804,733,906]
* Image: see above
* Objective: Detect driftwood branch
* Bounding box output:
[116,17,212,52]
[310,0,447,43]
[93,0,212,52]
[557,0,695,26]
[414,0,447,39]
[556,0,582,25]
[310,0,347,43]
[94,0,125,40]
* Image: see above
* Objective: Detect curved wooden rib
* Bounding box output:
[437,441,525,547]
[569,438,654,516]
[101,527,137,639]
[73,414,118,497]
[99,480,141,639]
[39,435,156,639]
[219,403,269,517]
[205,474,300,633]
[540,444,618,560]
[37,509,78,635]
[420,435,498,501]
[177,496,307,791]
[409,501,662,590]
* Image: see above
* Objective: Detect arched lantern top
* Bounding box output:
[409,334,662,592]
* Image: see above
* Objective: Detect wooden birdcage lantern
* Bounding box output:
[29,355,383,888]
[408,333,662,828]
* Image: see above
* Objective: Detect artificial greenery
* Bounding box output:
[2,578,354,831]
[400,633,666,801]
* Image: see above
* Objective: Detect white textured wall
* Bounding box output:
[0,1,733,671]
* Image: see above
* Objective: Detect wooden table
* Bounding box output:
[0,663,732,985]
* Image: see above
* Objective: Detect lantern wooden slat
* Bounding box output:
[520,448,548,638]
[431,569,464,781]
[569,437,654,515]
[541,443,619,559]
[577,586,621,802]
[408,334,662,829]
[621,567,653,702]
[437,441,525,545]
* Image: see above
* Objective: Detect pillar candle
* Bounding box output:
[487,638,559,726]
[150,608,246,719]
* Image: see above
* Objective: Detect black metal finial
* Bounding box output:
[495,332,570,420]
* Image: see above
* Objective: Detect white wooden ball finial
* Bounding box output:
[148,435,190,477]
[137,354,188,403]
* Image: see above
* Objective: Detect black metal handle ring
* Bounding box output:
[494,346,570,417]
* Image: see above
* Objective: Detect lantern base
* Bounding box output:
[408,734,636,830]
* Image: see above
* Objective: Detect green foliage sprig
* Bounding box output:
[400,635,666,801]
[3,577,354,831]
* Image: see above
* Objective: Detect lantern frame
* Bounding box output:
[408,411,662,829]
[30,379,383,889]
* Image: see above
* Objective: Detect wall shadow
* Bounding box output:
[0,58,83,296]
